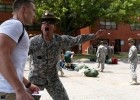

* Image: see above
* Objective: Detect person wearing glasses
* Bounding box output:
[128,38,138,85]
[28,10,104,100]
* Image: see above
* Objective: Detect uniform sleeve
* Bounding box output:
[60,34,95,49]
[28,37,34,55]
[105,47,108,55]
[96,46,100,57]
[128,48,134,61]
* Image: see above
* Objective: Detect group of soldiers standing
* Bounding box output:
[94,38,139,85]
[88,41,113,72]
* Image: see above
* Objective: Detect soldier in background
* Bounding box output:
[28,10,104,100]
[105,42,109,60]
[64,51,74,70]
[57,50,65,76]
[128,38,138,85]
[88,44,94,54]
[96,41,107,72]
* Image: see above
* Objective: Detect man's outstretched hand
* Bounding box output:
[95,29,104,38]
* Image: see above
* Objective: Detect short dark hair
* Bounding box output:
[100,41,104,45]
[12,0,34,11]
[128,38,134,43]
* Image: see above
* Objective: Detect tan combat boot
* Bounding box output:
[100,69,103,72]
[61,71,64,77]
[130,78,138,85]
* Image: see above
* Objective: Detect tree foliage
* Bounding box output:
[35,0,140,35]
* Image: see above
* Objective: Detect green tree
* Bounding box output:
[35,0,140,35]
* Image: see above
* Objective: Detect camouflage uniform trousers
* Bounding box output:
[0,92,16,100]
[33,78,69,100]
[97,57,106,70]
[0,92,37,100]
[130,61,137,79]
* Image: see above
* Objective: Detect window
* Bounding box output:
[100,19,117,30]
[6,4,12,12]
[0,3,12,12]
[130,24,140,31]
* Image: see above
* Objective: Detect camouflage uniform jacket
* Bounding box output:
[96,45,107,62]
[128,45,138,63]
[28,33,95,85]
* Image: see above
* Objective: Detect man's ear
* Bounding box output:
[21,5,26,13]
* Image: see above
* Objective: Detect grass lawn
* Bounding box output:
[73,54,95,60]
[73,53,128,60]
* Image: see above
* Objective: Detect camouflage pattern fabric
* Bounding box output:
[128,45,138,79]
[28,33,95,100]
[96,44,107,69]
[96,45,107,63]
[0,92,16,100]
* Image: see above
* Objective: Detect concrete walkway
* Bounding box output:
[24,59,140,100]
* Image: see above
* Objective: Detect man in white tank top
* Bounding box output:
[0,0,39,100]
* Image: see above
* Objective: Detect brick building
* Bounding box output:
[0,0,41,36]
[81,20,140,54]
[1,0,140,54]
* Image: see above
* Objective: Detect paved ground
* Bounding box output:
[24,58,140,100]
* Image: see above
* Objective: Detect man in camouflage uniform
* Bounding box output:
[64,51,74,69]
[28,10,103,100]
[128,38,138,85]
[96,41,107,72]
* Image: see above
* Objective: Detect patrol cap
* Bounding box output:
[41,10,58,22]
[100,41,104,44]
[128,38,134,43]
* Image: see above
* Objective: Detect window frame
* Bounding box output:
[0,3,12,12]
[100,19,117,30]
[130,24,140,31]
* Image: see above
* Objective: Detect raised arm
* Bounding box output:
[59,29,104,48]
[94,29,104,38]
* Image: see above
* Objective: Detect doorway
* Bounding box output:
[114,39,121,53]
